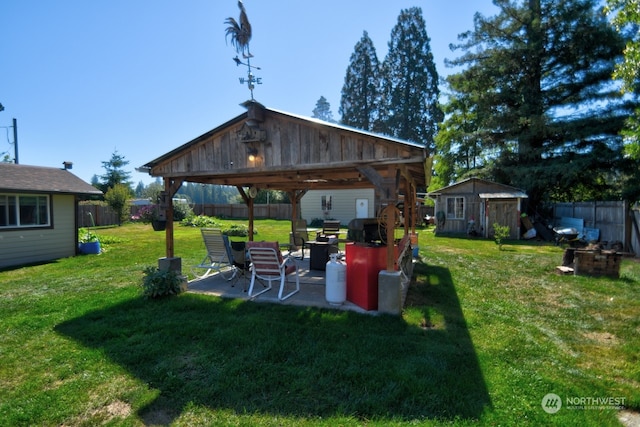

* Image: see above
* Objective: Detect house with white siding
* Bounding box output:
[300,189,375,226]
[0,163,102,269]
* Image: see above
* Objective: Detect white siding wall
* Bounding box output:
[300,189,375,225]
[0,194,76,269]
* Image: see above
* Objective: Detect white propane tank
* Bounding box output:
[325,253,347,305]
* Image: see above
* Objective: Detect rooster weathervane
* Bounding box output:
[225,0,262,100]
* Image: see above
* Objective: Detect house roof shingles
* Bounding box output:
[0,163,102,196]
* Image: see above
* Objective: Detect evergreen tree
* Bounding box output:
[90,174,100,189]
[134,181,145,198]
[312,96,335,122]
[99,150,133,194]
[443,0,638,206]
[339,31,382,132]
[379,7,443,150]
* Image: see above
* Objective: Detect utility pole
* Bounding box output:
[0,103,19,164]
[12,118,18,164]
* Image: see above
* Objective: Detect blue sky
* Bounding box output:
[1,1,497,186]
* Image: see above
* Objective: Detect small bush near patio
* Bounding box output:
[0,220,638,426]
[141,266,185,299]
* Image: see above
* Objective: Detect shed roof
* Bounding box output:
[479,192,528,199]
[0,163,102,196]
[141,101,430,192]
[427,177,527,197]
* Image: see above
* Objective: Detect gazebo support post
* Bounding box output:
[248,197,254,241]
[236,186,255,241]
[160,177,184,274]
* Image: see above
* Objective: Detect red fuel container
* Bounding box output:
[345,243,397,310]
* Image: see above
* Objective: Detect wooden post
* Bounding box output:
[162,178,184,259]
[289,191,298,220]
[162,181,174,258]
[386,205,396,271]
[248,197,254,241]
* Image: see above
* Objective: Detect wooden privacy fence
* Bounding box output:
[547,201,639,255]
[195,203,292,219]
[77,204,118,227]
[79,201,640,255]
[78,203,293,227]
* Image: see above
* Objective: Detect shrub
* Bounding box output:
[224,224,251,237]
[104,184,131,225]
[141,266,184,299]
[492,223,510,250]
[173,202,193,222]
[136,205,160,223]
[181,214,221,228]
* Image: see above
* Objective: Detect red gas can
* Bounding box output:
[345,243,396,310]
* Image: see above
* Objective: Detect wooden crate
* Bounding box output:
[573,250,621,278]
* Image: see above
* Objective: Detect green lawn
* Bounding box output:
[0,220,638,426]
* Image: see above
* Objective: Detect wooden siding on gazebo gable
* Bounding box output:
[143,102,428,260]
[152,109,417,177]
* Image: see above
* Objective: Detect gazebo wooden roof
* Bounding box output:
[141,101,431,265]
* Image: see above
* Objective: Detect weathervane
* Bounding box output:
[225,1,262,100]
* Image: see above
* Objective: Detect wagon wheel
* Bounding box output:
[377,205,402,241]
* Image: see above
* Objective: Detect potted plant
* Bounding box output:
[78,228,101,254]
[141,266,186,299]
[138,205,166,231]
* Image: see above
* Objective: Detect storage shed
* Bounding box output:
[0,163,102,269]
[427,178,528,239]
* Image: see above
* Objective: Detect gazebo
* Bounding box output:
[140,100,430,277]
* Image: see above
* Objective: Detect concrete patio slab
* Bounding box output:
[187,255,372,314]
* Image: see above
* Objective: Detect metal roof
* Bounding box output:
[479,192,528,199]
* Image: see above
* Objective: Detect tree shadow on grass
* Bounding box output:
[56,264,490,424]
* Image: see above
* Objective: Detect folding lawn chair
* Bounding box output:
[290,219,310,260]
[192,228,235,280]
[246,241,300,301]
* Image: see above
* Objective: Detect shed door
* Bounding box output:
[487,200,518,239]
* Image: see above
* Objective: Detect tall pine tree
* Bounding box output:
[99,150,133,194]
[312,96,335,123]
[339,31,382,132]
[442,0,638,206]
[379,7,443,151]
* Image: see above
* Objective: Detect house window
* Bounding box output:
[0,194,50,228]
[446,197,464,219]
